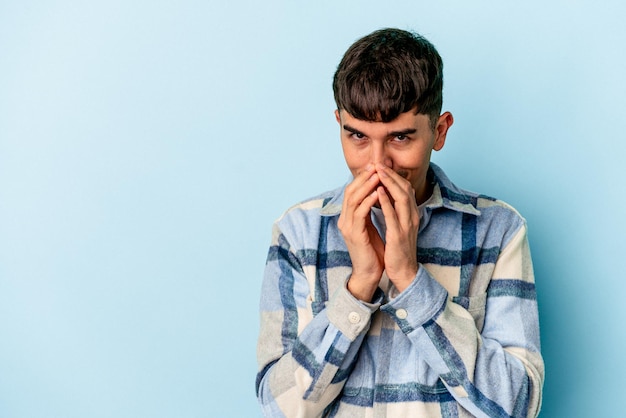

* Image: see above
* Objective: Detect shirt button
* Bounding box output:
[395,308,408,319]
[348,312,361,324]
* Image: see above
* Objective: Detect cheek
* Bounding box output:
[342,147,368,172]
[392,153,430,183]
[393,148,430,170]
[390,154,418,175]
[343,156,361,173]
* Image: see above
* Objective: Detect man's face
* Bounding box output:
[335,108,453,204]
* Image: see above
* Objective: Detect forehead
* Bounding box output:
[339,108,431,131]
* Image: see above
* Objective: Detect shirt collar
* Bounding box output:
[320,163,481,217]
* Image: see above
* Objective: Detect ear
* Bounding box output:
[433,112,454,151]
[334,109,341,124]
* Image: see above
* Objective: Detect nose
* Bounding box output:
[371,142,392,168]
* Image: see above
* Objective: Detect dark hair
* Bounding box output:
[333,28,443,125]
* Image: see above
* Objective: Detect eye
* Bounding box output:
[351,132,366,140]
[394,134,409,142]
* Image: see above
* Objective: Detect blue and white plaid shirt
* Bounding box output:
[256,163,543,417]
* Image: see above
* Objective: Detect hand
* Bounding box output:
[375,163,420,292]
[338,164,385,301]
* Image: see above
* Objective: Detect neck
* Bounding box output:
[415,180,434,206]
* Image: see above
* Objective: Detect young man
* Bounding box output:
[256,28,544,417]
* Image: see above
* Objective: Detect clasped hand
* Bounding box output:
[338,163,420,301]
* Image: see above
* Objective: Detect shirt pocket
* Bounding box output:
[452,292,487,332]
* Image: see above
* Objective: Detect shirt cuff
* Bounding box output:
[326,280,383,341]
[381,264,448,333]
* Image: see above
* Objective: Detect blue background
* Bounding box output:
[1,1,624,417]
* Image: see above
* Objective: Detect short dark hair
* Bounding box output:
[333,28,444,125]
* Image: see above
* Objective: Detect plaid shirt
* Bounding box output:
[256,163,544,417]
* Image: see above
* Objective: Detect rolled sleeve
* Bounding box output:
[326,280,383,341]
[381,265,448,333]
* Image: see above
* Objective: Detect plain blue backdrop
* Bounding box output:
[1,1,625,417]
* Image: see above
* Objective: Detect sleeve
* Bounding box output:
[381,222,544,418]
[256,222,381,418]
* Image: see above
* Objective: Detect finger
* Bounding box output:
[343,171,380,214]
[376,185,398,230]
[375,164,417,224]
[367,217,386,256]
[339,187,379,243]
[346,164,377,194]
[353,188,379,223]
[375,164,410,195]
[340,165,376,225]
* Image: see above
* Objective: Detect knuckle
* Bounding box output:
[396,194,409,204]
[346,194,360,206]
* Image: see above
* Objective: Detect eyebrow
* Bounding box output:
[343,124,365,136]
[343,124,417,137]
[388,128,417,137]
